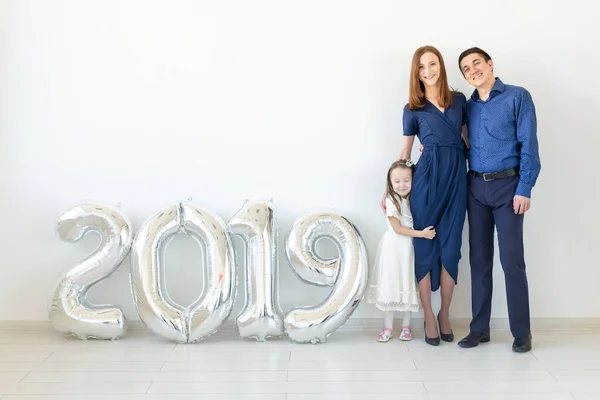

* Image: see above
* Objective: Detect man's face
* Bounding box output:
[460,53,495,88]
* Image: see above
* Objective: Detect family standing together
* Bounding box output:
[366,46,541,353]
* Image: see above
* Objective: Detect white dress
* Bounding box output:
[366,196,421,312]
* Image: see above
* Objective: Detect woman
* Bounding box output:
[382,45,468,346]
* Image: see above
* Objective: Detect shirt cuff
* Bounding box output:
[516,181,533,198]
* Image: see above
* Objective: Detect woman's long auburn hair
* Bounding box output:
[408,45,453,110]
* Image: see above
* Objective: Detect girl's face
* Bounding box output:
[391,167,412,197]
[418,52,441,88]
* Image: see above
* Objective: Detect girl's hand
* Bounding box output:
[421,226,436,239]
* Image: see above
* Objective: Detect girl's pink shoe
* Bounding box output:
[376,328,393,342]
[399,326,412,341]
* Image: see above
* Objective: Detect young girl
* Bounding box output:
[367,160,436,342]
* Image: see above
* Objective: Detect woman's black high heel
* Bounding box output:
[424,320,440,346]
[437,313,454,342]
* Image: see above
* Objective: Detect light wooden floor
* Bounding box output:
[0,321,599,399]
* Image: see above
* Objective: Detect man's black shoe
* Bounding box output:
[457,332,490,348]
[512,333,532,353]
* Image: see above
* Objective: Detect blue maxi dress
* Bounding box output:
[402,92,468,292]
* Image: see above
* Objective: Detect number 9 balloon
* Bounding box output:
[283,212,369,344]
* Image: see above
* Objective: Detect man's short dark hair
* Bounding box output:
[458,47,492,72]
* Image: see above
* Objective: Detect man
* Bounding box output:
[457,47,541,352]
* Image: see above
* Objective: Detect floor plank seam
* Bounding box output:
[18,371,30,383]
[546,370,559,382]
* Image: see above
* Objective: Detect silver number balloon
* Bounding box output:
[228,200,284,341]
[51,202,133,340]
[284,212,368,344]
[130,202,236,343]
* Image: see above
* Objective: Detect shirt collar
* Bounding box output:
[471,77,505,101]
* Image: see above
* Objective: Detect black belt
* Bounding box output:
[470,167,519,181]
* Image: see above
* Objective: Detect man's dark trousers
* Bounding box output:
[467,171,530,338]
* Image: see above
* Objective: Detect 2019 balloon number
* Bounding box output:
[50,200,368,344]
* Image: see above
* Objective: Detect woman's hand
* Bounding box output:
[380,190,388,213]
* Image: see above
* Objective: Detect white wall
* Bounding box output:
[1,0,599,322]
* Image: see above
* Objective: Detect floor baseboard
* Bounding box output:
[1,317,599,333]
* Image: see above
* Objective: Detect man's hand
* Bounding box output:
[513,195,530,214]
[420,144,424,154]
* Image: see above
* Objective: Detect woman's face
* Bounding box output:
[418,52,441,88]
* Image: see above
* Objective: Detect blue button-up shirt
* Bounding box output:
[467,78,541,198]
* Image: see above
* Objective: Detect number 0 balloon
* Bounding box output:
[130,202,236,343]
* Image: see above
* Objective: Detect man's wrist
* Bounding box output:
[515,181,532,198]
